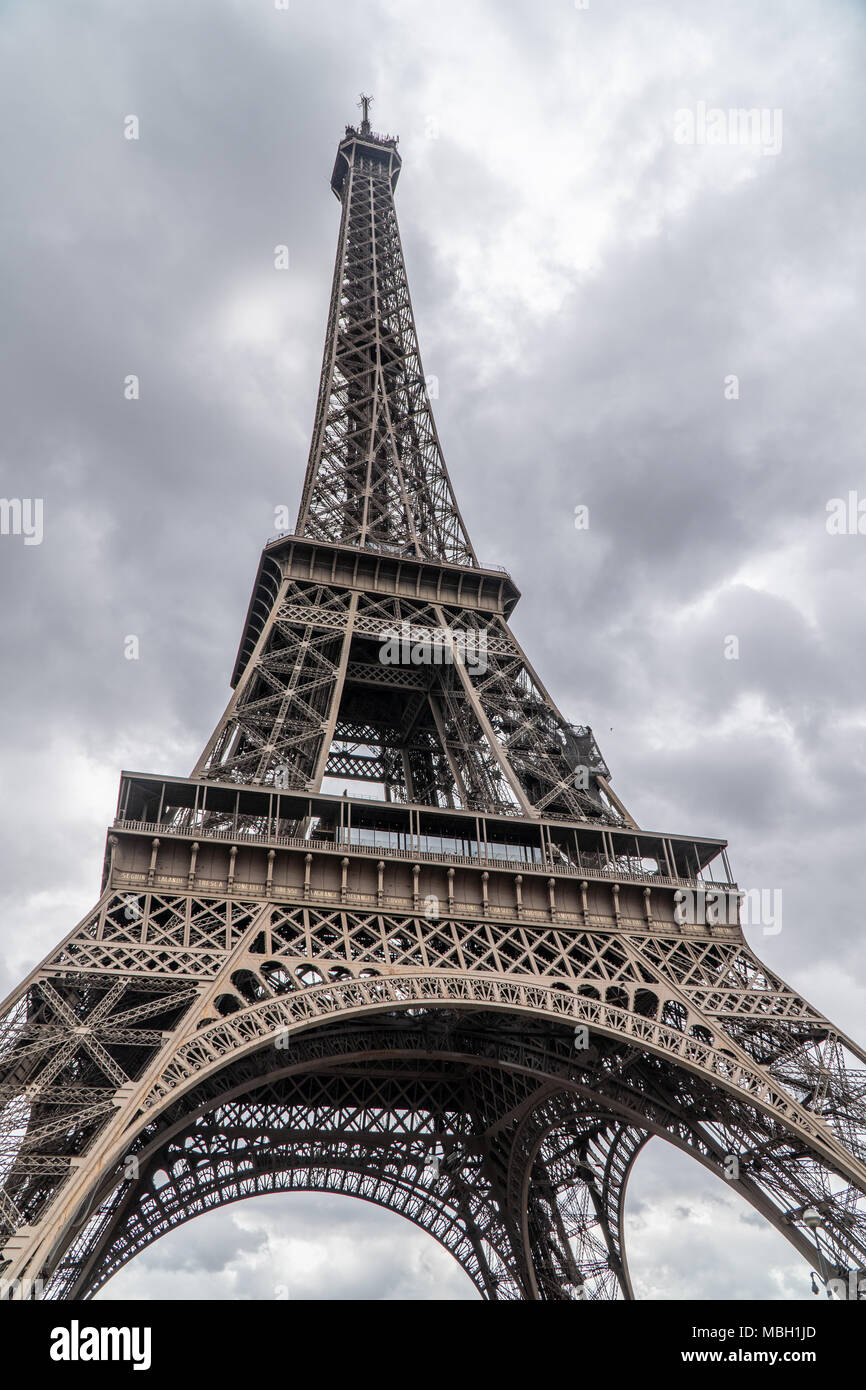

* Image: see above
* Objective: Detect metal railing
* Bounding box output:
[111,817,735,893]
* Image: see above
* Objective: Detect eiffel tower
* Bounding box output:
[2,102,866,1304]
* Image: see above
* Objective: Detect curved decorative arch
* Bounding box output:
[137,972,865,1185]
[5,958,866,1299]
[29,996,865,1302]
[88,1168,497,1302]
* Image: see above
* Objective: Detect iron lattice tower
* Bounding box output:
[2,111,866,1302]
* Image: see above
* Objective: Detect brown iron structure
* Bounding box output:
[2,107,865,1301]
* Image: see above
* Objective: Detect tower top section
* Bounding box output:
[298,105,476,567]
[331,95,401,198]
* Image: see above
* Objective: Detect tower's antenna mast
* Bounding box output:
[358,92,373,134]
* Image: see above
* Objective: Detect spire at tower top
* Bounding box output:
[301,110,476,567]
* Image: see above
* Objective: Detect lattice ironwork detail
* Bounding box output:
[295,125,476,566]
[1,111,864,1305]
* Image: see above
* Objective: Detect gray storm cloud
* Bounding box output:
[1,0,864,1300]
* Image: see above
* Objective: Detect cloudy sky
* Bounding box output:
[1,0,865,1300]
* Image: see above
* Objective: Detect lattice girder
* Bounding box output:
[2,115,865,1306]
[295,126,475,566]
[195,569,624,825]
[2,853,866,1297]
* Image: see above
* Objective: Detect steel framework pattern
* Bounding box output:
[1,111,865,1302]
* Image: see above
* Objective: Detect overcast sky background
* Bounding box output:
[1,0,865,1300]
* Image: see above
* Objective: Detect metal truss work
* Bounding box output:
[195,580,624,823]
[3,877,866,1298]
[2,108,865,1302]
[59,1027,655,1303]
[295,117,476,566]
